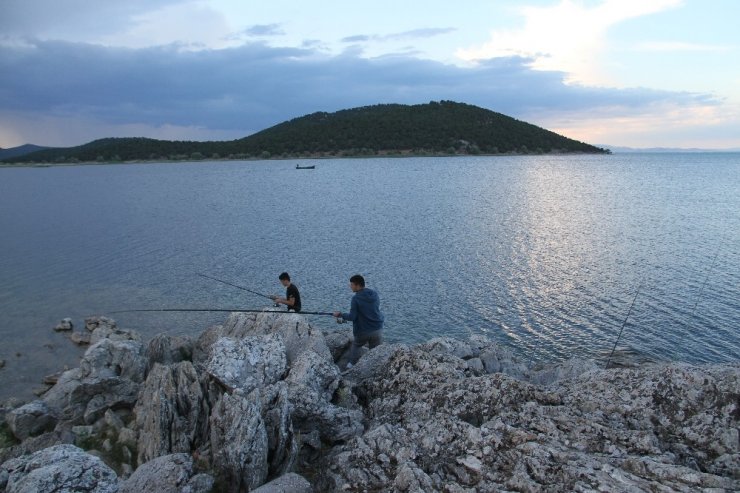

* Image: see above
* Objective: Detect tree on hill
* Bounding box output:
[3,101,608,164]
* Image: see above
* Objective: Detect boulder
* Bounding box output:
[119,453,214,493]
[205,335,286,393]
[69,331,92,345]
[42,367,140,424]
[260,382,297,477]
[84,315,117,332]
[90,326,142,346]
[217,311,333,364]
[251,472,312,493]
[145,333,194,370]
[286,350,363,443]
[210,390,268,492]
[322,328,352,362]
[341,343,406,382]
[5,400,57,440]
[134,361,208,465]
[53,317,73,332]
[80,338,146,383]
[318,346,740,493]
[0,444,118,493]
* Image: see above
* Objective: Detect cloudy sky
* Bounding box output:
[1,0,738,149]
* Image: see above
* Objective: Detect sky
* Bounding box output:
[1,0,739,149]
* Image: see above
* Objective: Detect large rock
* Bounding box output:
[5,400,57,441]
[42,367,140,424]
[251,472,312,493]
[205,311,333,364]
[286,350,363,443]
[205,335,287,393]
[42,328,146,425]
[80,338,146,383]
[145,333,194,370]
[119,453,214,493]
[209,390,268,492]
[260,382,298,477]
[0,444,118,493]
[318,346,740,492]
[134,361,209,465]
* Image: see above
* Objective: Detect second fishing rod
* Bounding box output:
[197,272,346,323]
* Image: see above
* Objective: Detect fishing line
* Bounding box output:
[604,282,643,369]
[687,233,725,321]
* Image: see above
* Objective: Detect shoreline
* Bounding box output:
[2,311,738,491]
[0,150,609,168]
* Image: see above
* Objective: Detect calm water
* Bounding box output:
[1,154,738,400]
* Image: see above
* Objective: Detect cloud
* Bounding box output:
[342,28,456,44]
[0,38,722,147]
[242,24,286,37]
[457,0,683,85]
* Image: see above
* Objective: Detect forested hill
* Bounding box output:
[3,101,608,164]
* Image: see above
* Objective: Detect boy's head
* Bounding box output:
[349,274,365,292]
[279,272,290,286]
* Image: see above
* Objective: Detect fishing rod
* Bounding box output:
[110,308,335,315]
[108,308,347,322]
[196,272,275,301]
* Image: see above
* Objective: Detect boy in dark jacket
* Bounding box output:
[333,274,384,367]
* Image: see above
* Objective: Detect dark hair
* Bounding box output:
[279,272,290,281]
[349,274,365,287]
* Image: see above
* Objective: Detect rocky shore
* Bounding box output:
[1,311,738,492]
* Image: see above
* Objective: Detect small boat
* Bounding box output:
[295,164,315,170]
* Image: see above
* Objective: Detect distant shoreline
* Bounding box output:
[0,150,613,169]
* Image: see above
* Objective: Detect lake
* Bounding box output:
[1,154,738,400]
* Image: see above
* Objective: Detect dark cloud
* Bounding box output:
[0,0,184,39]
[0,39,718,142]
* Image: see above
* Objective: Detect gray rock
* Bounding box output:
[286,349,363,443]
[251,472,312,493]
[119,453,214,493]
[80,338,147,383]
[210,390,268,492]
[323,328,352,362]
[342,343,406,382]
[0,444,118,493]
[218,311,333,364]
[85,315,117,332]
[6,400,57,440]
[69,330,92,345]
[205,335,287,393]
[260,382,298,477]
[418,336,478,359]
[43,367,140,424]
[317,345,740,493]
[134,361,208,464]
[53,317,74,331]
[529,357,600,386]
[145,333,194,370]
[39,334,147,425]
[90,325,142,346]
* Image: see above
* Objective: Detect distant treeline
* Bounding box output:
[3,101,609,164]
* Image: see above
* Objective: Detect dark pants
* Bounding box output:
[349,329,383,364]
